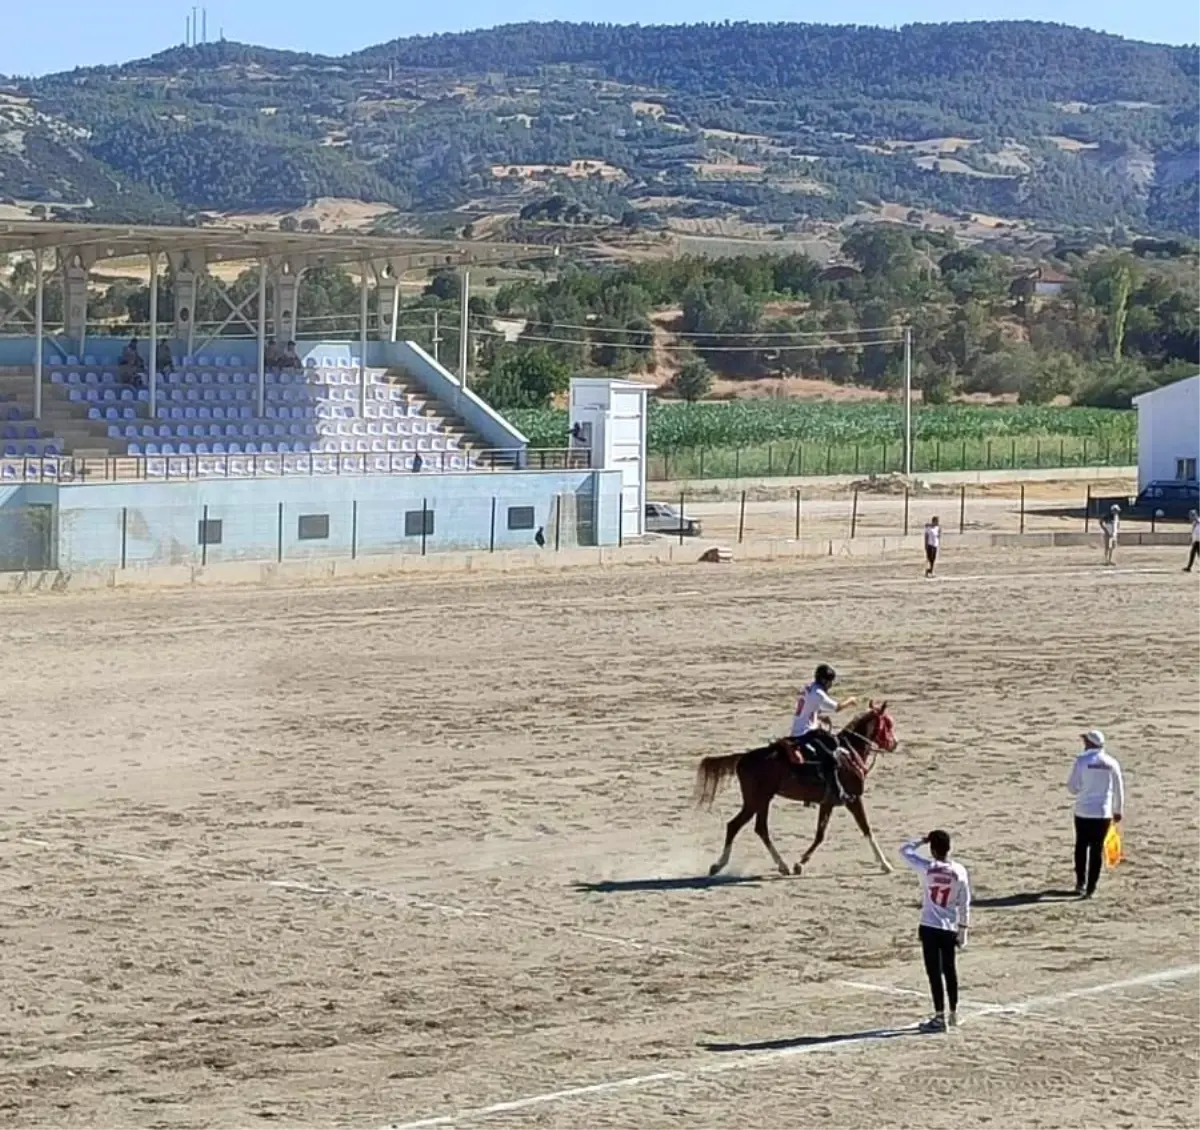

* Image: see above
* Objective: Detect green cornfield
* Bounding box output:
[509,402,1137,479]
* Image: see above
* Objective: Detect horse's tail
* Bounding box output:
[694,752,744,809]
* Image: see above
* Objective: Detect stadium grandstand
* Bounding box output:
[0,223,627,572]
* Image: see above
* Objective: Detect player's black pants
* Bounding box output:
[919,924,958,1015]
[1074,815,1111,895]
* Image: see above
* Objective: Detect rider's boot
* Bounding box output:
[822,757,850,806]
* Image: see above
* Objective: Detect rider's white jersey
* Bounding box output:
[790,681,838,737]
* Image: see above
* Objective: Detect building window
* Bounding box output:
[297,513,330,540]
[507,505,536,531]
[1176,458,1197,481]
[198,518,222,546]
[404,509,434,537]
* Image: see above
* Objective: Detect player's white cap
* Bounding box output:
[1081,729,1105,747]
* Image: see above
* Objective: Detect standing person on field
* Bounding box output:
[1184,510,1199,572]
[1067,729,1125,898]
[923,516,941,577]
[899,830,971,1033]
[1099,504,1120,566]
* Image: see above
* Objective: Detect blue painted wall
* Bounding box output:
[13,469,622,570]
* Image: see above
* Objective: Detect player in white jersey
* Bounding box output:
[1067,729,1124,898]
[789,664,857,804]
[923,516,941,577]
[899,829,971,1032]
[1100,504,1120,565]
[1185,510,1199,572]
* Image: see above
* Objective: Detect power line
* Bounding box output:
[470,326,906,353]
[468,311,905,341]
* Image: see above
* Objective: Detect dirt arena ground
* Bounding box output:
[1,543,1197,1129]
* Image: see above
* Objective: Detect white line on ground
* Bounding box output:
[13,836,702,961]
[386,963,1200,1130]
[834,978,1000,1010]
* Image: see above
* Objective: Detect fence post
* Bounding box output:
[735,448,740,479]
[1082,438,1088,466]
[421,497,428,556]
[850,487,859,539]
[1127,434,1133,464]
[351,500,358,559]
[1059,438,1065,466]
[120,506,128,569]
[678,490,686,547]
[738,490,746,544]
[1010,438,1016,468]
[1085,485,1092,532]
[903,488,910,537]
[825,445,832,476]
[794,489,801,540]
[960,441,966,471]
[277,501,284,563]
[1035,439,1041,468]
[555,494,562,552]
[958,485,966,534]
[767,444,773,476]
[1019,484,1026,534]
[854,444,860,475]
[986,440,993,469]
[699,448,705,479]
[489,496,496,553]
[797,444,804,477]
[618,499,624,548]
[201,503,209,567]
[882,441,888,473]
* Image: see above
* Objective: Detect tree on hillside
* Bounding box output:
[475,348,570,410]
[842,225,918,280]
[674,357,714,402]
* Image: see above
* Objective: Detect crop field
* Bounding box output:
[511,403,1136,480]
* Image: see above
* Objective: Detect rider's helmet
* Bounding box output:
[814,663,837,689]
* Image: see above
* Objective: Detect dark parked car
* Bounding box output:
[1132,480,1200,519]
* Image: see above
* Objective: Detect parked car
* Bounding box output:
[645,501,702,537]
[1131,480,1200,519]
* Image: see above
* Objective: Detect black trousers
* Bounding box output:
[1187,542,1199,570]
[925,545,938,571]
[1074,816,1111,894]
[919,924,958,1014]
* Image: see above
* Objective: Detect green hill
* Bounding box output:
[2,21,1196,233]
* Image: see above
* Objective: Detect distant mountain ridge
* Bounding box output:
[1,20,1196,235]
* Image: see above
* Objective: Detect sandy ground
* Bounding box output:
[1,544,1197,1128]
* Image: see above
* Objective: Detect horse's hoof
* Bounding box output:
[776,863,789,877]
[879,862,894,874]
[792,862,804,876]
[708,863,723,877]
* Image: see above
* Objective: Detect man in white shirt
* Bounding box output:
[1184,510,1199,573]
[788,663,857,805]
[924,516,941,577]
[1099,505,1120,566]
[899,830,971,1033]
[1066,729,1125,898]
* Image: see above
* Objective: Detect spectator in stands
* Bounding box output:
[155,338,174,375]
[412,452,424,473]
[119,338,145,388]
[282,341,302,369]
[264,337,284,370]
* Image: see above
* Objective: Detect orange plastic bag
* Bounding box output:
[1104,822,1124,868]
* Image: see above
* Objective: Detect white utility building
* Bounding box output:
[568,377,650,538]
[1132,374,1199,491]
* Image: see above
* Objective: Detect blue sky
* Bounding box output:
[3,0,1197,77]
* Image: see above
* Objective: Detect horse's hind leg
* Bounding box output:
[847,797,892,873]
[709,802,754,876]
[754,803,790,877]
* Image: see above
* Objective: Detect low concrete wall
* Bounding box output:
[659,465,1137,495]
[2,528,1188,595]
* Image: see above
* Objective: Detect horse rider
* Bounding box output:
[789,663,857,805]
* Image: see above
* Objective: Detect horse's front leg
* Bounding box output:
[754,803,790,877]
[846,797,892,873]
[794,803,833,875]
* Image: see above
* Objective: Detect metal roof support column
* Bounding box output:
[33,249,43,421]
[148,252,159,421]
[358,262,369,417]
[256,262,267,419]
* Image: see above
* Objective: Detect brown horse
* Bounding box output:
[695,703,898,878]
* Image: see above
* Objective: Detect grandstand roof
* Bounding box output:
[0,220,555,271]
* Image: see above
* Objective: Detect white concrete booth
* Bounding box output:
[568,378,650,538]
[1133,374,1199,491]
